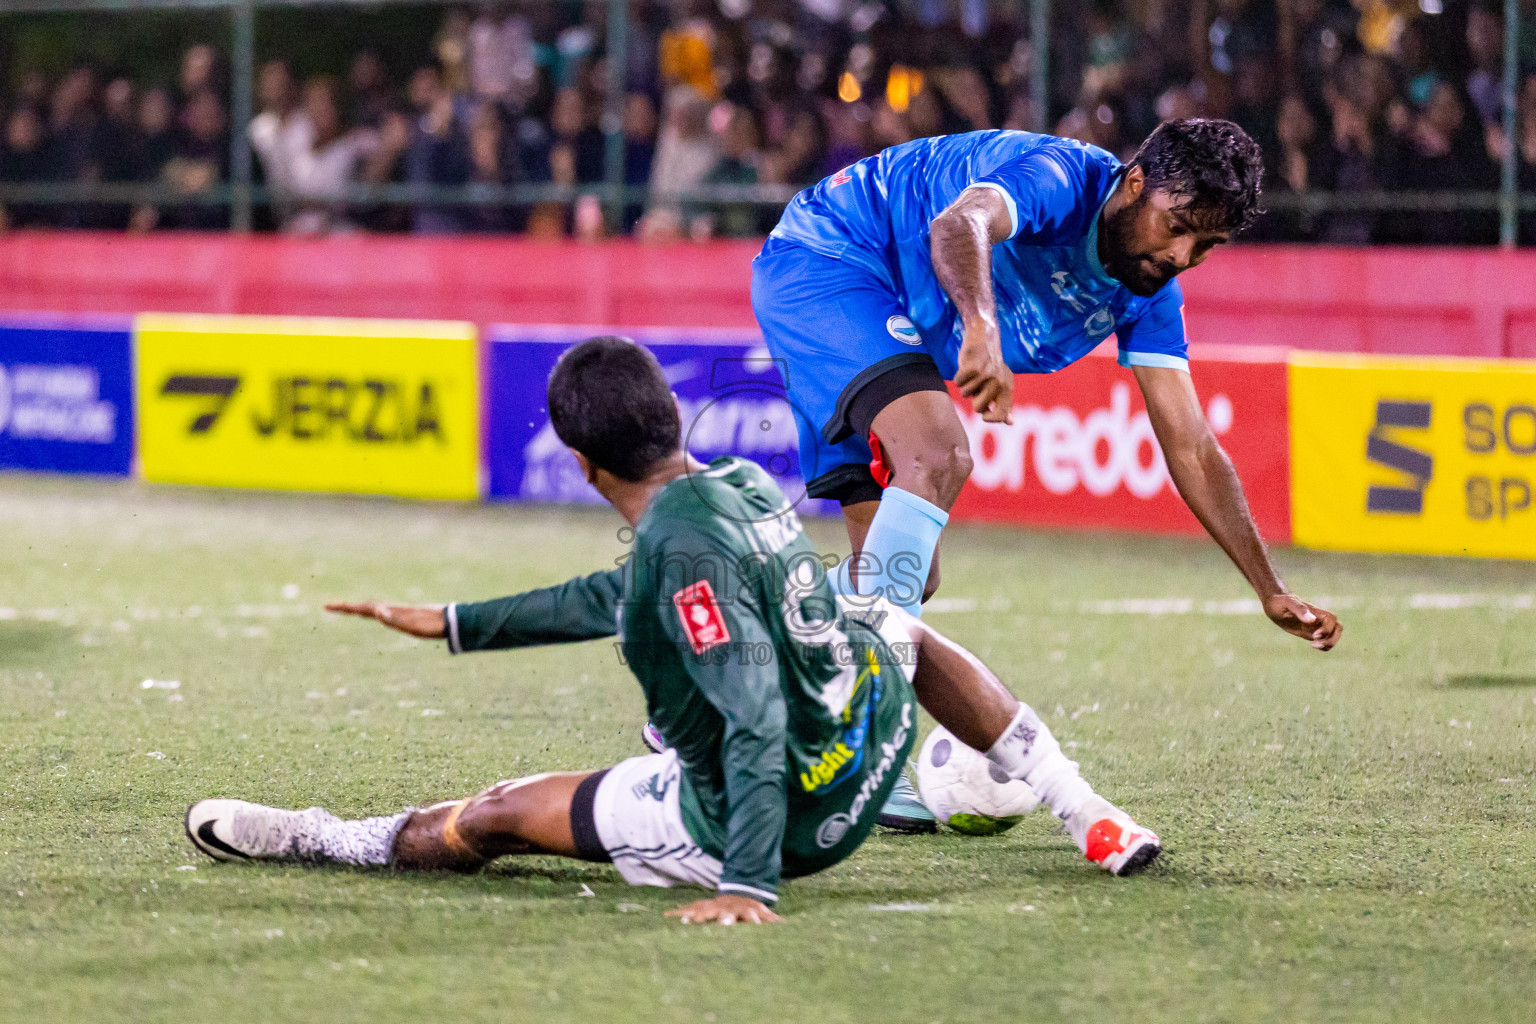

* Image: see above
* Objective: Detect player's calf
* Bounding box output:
[399,772,589,868]
[847,391,971,613]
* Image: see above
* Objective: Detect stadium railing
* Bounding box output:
[0,0,1526,245]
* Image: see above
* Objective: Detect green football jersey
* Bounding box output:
[449,457,918,902]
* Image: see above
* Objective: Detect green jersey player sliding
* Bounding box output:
[186,337,1160,925]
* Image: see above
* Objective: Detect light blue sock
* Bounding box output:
[856,486,949,617]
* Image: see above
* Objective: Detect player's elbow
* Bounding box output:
[929,206,987,254]
[1195,430,1233,474]
[1163,439,1201,480]
[928,213,957,261]
[1166,430,1228,485]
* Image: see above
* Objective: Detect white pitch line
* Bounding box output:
[1405,593,1536,610]
[234,604,313,618]
[868,902,935,912]
[923,597,979,614]
[1076,593,1534,615]
[0,604,317,625]
[1080,598,1195,615]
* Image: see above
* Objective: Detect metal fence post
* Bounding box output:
[602,0,630,234]
[230,0,255,234]
[1030,0,1050,133]
[1500,0,1520,247]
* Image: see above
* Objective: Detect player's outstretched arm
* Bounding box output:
[1133,364,1342,651]
[324,600,446,638]
[326,568,627,653]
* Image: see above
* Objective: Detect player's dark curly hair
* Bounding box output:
[1129,118,1265,232]
[547,336,680,482]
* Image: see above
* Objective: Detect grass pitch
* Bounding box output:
[2,474,1534,1024]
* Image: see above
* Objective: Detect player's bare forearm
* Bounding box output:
[324,600,446,639]
[931,188,1014,422]
[1134,365,1341,650]
[1169,433,1282,597]
[931,190,1004,328]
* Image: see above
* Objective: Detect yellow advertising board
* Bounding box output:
[1290,352,1536,559]
[136,314,480,500]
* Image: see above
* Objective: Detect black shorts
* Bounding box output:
[568,769,611,863]
[812,358,948,507]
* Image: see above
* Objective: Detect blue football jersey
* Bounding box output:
[768,130,1189,379]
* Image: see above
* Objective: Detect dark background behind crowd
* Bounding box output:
[3,0,1536,244]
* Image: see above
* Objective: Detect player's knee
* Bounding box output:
[901,440,972,508]
[944,445,975,503]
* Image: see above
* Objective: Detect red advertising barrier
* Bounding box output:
[3,232,1536,358]
[948,344,1291,542]
[0,232,763,328]
[1174,245,1536,359]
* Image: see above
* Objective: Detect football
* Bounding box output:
[915,725,1041,836]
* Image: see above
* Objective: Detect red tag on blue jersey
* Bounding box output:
[673,580,731,654]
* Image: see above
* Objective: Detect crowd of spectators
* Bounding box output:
[2,0,1535,243]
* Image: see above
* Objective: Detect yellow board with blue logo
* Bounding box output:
[1290,352,1536,559]
[135,314,480,500]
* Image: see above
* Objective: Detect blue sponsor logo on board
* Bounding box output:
[484,325,834,515]
[0,317,133,476]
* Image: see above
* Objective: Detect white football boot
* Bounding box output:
[1065,795,1161,876]
[185,799,331,863]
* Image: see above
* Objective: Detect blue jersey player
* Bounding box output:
[753,119,1342,656]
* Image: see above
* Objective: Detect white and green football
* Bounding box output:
[915,725,1041,836]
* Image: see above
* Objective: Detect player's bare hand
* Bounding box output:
[1264,594,1342,651]
[954,326,1013,424]
[324,600,447,639]
[665,895,782,926]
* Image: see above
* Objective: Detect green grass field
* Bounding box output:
[2,473,1534,1023]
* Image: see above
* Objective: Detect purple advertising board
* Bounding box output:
[485,324,835,515]
[0,314,134,476]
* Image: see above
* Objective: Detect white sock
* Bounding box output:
[298,809,410,866]
[984,704,1094,821]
